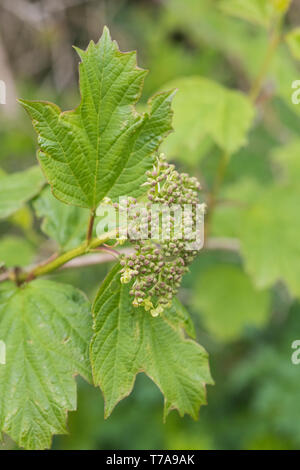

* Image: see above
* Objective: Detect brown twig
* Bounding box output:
[62,247,133,269]
[205,237,240,253]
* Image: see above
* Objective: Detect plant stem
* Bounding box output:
[94,244,120,259]
[205,19,283,240]
[0,236,242,285]
[210,151,230,208]
[22,229,117,283]
[205,151,230,239]
[249,26,281,102]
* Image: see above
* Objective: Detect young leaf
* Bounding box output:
[0,166,44,219]
[20,27,174,209]
[161,77,254,161]
[90,265,213,420]
[219,0,277,28]
[211,88,255,154]
[212,143,300,298]
[0,280,92,449]
[210,179,262,239]
[34,186,90,251]
[239,185,300,297]
[193,264,270,341]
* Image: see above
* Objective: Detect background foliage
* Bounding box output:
[1,0,300,450]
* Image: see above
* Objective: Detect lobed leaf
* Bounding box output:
[90,265,213,420]
[211,142,300,298]
[161,76,254,162]
[0,280,92,449]
[239,186,300,297]
[20,27,174,209]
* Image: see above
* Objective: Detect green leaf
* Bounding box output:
[210,178,261,239]
[285,27,300,60]
[240,143,300,296]
[219,0,277,28]
[90,265,213,419]
[211,88,254,154]
[193,264,270,341]
[0,236,35,267]
[20,27,174,209]
[164,297,196,339]
[214,143,300,298]
[0,280,92,449]
[239,185,300,296]
[161,77,254,161]
[272,139,300,185]
[0,166,45,219]
[34,186,90,251]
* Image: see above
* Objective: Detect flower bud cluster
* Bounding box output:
[118,154,204,317]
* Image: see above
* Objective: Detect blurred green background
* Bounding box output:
[1,0,300,450]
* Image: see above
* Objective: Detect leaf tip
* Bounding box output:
[168,88,178,100]
[99,25,112,44]
[73,45,85,59]
[17,98,30,110]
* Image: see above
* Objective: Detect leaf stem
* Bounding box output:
[93,244,120,260]
[249,23,282,102]
[86,209,96,244]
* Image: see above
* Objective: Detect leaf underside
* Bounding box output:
[90,265,213,420]
[20,27,174,209]
[34,186,90,251]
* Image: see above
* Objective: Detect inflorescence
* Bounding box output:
[106,154,205,317]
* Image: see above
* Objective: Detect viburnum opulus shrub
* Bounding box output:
[0,0,297,447]
[0,27,212,450]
